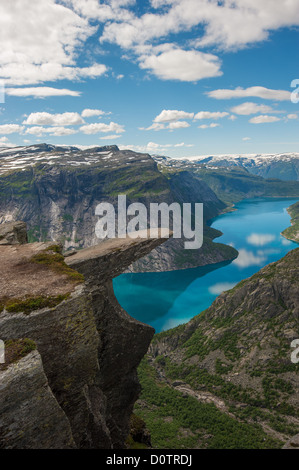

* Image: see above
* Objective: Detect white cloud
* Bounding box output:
[81,109,105,118]
[25,126,77,137]
[0,136,14,147]
[198,123,220,129]
[101,0,299,52]
[247,233,276,246]
[231,102,276,115]
[100,134,122,140]
[0,124,24,134]
[194,111,229,120]
[249,115,281,124]
[154,109,194,123]
[0,1,109,86]
[243,137,251,141]
[6,87,81,98]
[139,123,166,131]
[80,122,125,134]
[168,121,190,130]
[233,249,266,268]
[139,47,222,82]
[119,141,192,153]
[23,112,84,126]
[208,87,291,101]
[287,114,298,120]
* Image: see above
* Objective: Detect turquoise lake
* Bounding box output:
[113,198,299,333]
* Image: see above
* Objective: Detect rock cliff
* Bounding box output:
[136,248,299,448]
[0,222,168,449]
[0,144,237,272]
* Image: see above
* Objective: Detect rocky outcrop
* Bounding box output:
[0,350,74,449]
[0,221,27,245]
[283,434,299,449]
[0,222,168,449]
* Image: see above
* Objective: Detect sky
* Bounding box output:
[0,0,298,157]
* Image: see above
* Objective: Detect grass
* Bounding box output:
[2,294,71,315]
[29,245,85,282]
[0,339,36,371]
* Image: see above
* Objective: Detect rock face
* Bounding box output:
[0,144,237,272]
[0,351,74,449]
[0,221,27,245]
[0,222,168,449]
[139,248,299,448]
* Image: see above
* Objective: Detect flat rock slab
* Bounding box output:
[0,242,77,301]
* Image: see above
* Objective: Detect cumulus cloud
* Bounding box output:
[154,109,194,123]
[0,124,24,134]
[0,1,109,86]
[100,134,122,140]
[139,47,222,82]
[0,136,14,147]
[119,141,193,153]
[81,109,105,118]
[249,115,281,124]
[80,122,125,134]
[198,123,220,129]
[25,126,78,137]
[6,87,81,98]
[194,111,229,120]
[168,121,190,130]
[23,112,84,126]
[230,102,276,115]
[287,114,298,120]
[208,87,291,101]
[100,0,299,51]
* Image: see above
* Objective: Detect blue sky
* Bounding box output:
[0,0,298,157]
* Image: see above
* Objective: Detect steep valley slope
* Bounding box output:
[135,249,299,449]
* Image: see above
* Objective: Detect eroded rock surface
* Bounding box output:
[0,223,167,449]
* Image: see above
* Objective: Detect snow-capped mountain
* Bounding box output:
[154,153,299,181]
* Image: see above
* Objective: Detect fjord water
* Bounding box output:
[113,198,299,333]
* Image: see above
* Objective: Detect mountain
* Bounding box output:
[155,155,299,205]
[154,153,299,182]
[135,248,299,449]
[0,144,237,272]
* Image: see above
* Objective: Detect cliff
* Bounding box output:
[135,249,299,448]
[0,222,168,449]
[0,144,237,272]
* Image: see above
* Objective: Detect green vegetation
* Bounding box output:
[29,245,84,282]
[282,201,299,242]
[0,339,36,371]
[193,167,299,205]
[135,359,282,449]
[2,294,71,315]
